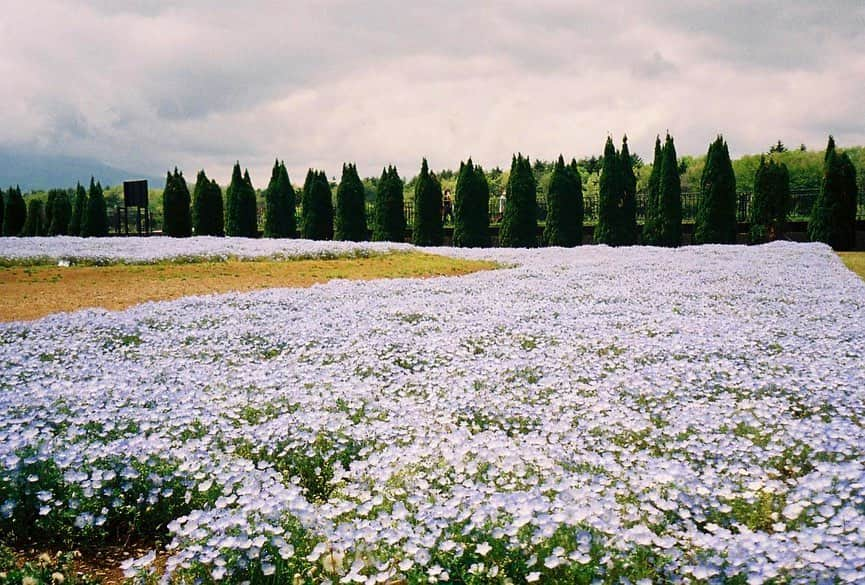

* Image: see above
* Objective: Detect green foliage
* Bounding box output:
[0,545,99,585]
[620,137,638,245]
[264,160,297,238]
[335,163,367,241]
[301,169,334,240]
[0,188,4,233]
[594,137,627,245]
[412,158,444,246]
[162,168,192,237]
[22,199,45,236]
[642,136,663,244]
[695,135,738,244]
[655,134,683,247]
[453,159,490,247]
[225,163,258,237]
[808,136,858,250]
[542,155,583,246]
[82,178,108,237]
[500,153,538,247]
[749,156,790,243]
[373,165,405,242]
[2,186,25,236]
[192,169,225,236]
[68,183,87,236]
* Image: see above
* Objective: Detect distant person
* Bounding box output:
[498,190,506,222]
[442,189,454,224]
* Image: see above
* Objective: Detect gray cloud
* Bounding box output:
[0,0,863,184]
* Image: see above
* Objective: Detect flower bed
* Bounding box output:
[1,241,864,583]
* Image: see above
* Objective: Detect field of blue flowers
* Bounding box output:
[1,240,864,584]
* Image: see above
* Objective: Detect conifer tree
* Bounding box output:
[695,136,738,244]
[69,183,87,236]
[48,189,72,236]
[373,166,405,242]
[500,154,538,247]
[192,170,224,236]
[543,155,583,247]
[750,156,790,243]
[453,159,490,247]
[655,134,683,247]
[335,163,368,241]
[82,177,108,237]
[301,170,334,240]
[264,160,296,238]
[412,158,443,246]
[162,168,192,237]
[2,186,25,236]
[642,136,663,244]
[808,136,856,250]
[838,152,859,251]
[225,163,258,237]
[620,136,638,245]
[23,199,45,236]
[45,190,57,231]
[595,137,623,245]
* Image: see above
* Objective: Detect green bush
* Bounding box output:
[500,153,538,247]
[335,163,367,241]
[2,185,25,237]
[301,169,334,240]
[749,156,790,243]
[695,136,738,244]
[192,169,225,236]
[81,178,108,238]
[412,158,443,246]
[453,159,490,247]
[373,166,405,242]
[543,155,584,247]
[162,168,192,237]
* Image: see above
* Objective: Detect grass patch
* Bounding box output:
[0,251,497,322]
[838,252,865,280]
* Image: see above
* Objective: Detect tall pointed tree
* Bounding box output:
[500,154,538,247]
[412,158,443,246]
[69,182,87,236]
[750,156,790,243]
[163,168,192,237]
[2,186,25,236]
[373,166,405,242]
[543,155,584,247]
[242,170,258,237]
[192,170,224,236]
[838,152,859,251]
[48,189,72,236]
[23,199,45,236]
[620,136,638,245]
[301,170,334,240]
[225,163,257,237]
[453,159,490,247]
[695,136,738,244]
[595,137,623,245]
[655,134,682,247]
[642,136,663,245]
[82,178,108,237]
[264,160,296,238]
[335,163,367,241]
[809,136,856,250]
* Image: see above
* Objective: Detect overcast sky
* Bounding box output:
[1,0,864,184]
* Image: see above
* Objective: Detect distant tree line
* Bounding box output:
[1,135,860,250]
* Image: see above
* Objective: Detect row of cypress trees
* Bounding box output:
[2,179,107,237]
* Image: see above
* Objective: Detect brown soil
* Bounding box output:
[0,252,496,322]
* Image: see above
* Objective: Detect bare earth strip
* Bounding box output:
[0,251,497,322]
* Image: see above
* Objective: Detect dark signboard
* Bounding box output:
[123,180,149,208]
